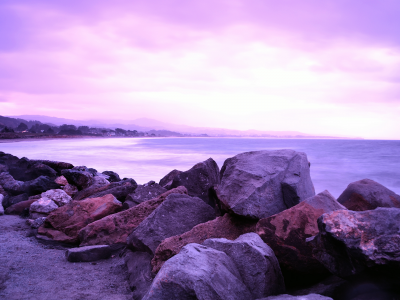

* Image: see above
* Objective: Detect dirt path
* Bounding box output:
[0,215,133,300]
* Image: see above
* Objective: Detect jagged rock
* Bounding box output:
[256,191,346,285]
[72,176,110,200]
[24,176,60,196]
[0,172,25,196]
[41,189,72,207]
[311,208,400,280]
[31,160,74,174]
[39,194,122,243]
[63,184,78,197]
[37,227,78,244]
[61,169,93,190]
[257,294,333,300]
[30,198,59,216]
[203,233,285,298]
[337,179,400,211]
[79,186,188,246]
[2,193,29,209]
[102,171,121,182]
[27,217,46,229]
[127,193,215,254]
[65,245,112,262]
[143,243,253,300]
[159,169,182,189]
[73,178,137,201]
[216,150,315,220]
[124,181,167,209]
[55,176,68,186]
[152,213,257,273]
[5,197,38,215]
[0,194,4,215]
[124,251,153,300]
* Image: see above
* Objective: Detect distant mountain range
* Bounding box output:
[9,115,351,138]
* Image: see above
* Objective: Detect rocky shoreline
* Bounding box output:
[1,149,400,300]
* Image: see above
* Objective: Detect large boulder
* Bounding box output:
[0,172,25,196]
[61,168,94,190]
[41,189,72,206]
[30,198,59,217]
[216,150,315,220]
[73,178,137,201]
[152,213,257,273]
[143,243,253,300]
[72,176,111,200]
[78,186,188,246]
[161,158,220,207]
[124,181,167,209]
[31,159,74,174]
[5,196,40,215]
[124,251,154,300]
[65,245,112,262]
[127,193,215,254]
[17,163,57,181]
[2,193,29,209]
[256,191,346,285]
[159,169,182,189]
[203,233,285,298]
[337,179,400,211]
[38,194,122,243]
[24,175,60,196]
[311,208,400,280]
[102,171,121,182]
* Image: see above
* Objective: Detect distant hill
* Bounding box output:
[0,115,42,128]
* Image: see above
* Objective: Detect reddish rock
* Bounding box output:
[40,194,122,243]
[63,184,78,197]
[5,198,38,215]
[78,186,188,246]
[55,176,68,186]
[256,190,346,285]
[151,213,257,274]
[38,226,78,244]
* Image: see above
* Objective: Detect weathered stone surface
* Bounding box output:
[0,184,6,196]
[41,189,72,207]
[26,176,60,196]
[152,213,257,273]
[257,294,333,300]
[61,169,93,190]
[128,193,215,254]
[79,186,188,246]
[71,175,110,200]
[124,181,167,209]
[40,194,122,243]
[102,171,121,182]
[37,226,78,244]
[337,179,400,211]
[312,208,400,280]
[143,243,252,300]
[0,194,4,215]
[27,217,46,229]
[31,160,74,174]
[55,176,68,186]
[65,245,112,262]
[0,172,24,196]
[124,251,153,300]
[159,169,182,189]
[256,191,346,284]
[203,233,285,298]
[63,184,78,197]
[5,198,37,215]
[2,193,29,209]
[73,178,137,201]
[217,150,315,220]
[30,198,59,215]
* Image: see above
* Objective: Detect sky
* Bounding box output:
[0,0,400,139]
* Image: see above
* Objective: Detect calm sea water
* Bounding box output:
[1,137,399,198]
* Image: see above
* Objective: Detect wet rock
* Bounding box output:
[337,179,400,211]
[152,213,257,273]
[5,197,38,215]
[61,169,93,190]
[39,194,122,243]
[159,169,182,189]
[0,194,4,215]
[203,233,285,298]
[102,171,121,182]
[41,189,72,207]
[257,294,333,300]
[311,208,400,280]
[256,191,346,285]
[216,150,315,220]
[65,245,112,262]
[79,186,188,246]
[124,181,167,209]
[124,250,153,300]
[143,243,253,300]
[127,193,215,254]
[63,184,78,197]
[55,176,68,186]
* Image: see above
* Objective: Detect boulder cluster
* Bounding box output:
[1,150,400,300]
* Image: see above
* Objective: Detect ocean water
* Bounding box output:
[0,137,399,198]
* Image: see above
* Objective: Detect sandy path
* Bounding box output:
[0,215,133,300]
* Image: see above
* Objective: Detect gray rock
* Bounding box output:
[124,181,167,209]
[30,198,59,215]
[102,171,121,182]
[27,217,47,229]
[41,189,72,207]
[203,233,285,298]
[124,251,153,300]
[143,243,252,300]
[216,150,315,219]
[87,178,137,201]
[257,294,332,300]
[127,193,215,254]
[65,245,112,262]
[159,169,182,189]
[0,194,4,215]
[0,172,25,196]
[337,178,400,211]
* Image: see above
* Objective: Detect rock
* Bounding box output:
[124,181,167,209]
[311,208,400,280]
[337,178,400,211]
[124,251,153,300]
[5,198,37,215]
[40,194,122,243]
[0,172,25,196]
[30,198,59,215]
[24,175,60,196]
[217,150,315,220]
[159,169,182,189]
[78,186,188,246]
[41,189,72,207]
[289,275,347,299]
[203,233,285,298]
[65,245,112,262]
[55,176,68,186]
[152,213,257,273]
[127,193,215,254]
[143,243,253,300]
[37,226,78,244]
[63,184,78,197]
[73,178,137,201]
[102,171,121,182]
[256,191,346,285]
[166,158,220,207]
[257,294,333,300]
[61,169,94,190]
[22,163,57,181]
[2,193,29,209]
[0,184,6,196]
[31,160,74,174]
[0,194,4,215]
[27,217,46,229]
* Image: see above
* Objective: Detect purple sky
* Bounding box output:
[1,0,400,139]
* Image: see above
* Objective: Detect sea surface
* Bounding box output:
[1,137,399,198]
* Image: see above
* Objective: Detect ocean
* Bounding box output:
[1,137,399,198]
